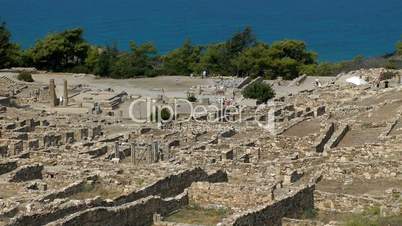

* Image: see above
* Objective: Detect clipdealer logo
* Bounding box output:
[128,98,276,134]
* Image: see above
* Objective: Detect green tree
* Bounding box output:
[300,62,343,77]
[266,40,317,79]
[231,43,271,77]
[242,82,275,103]
[221,26,257,75]
[0,22,21,68]
[397,41,402,56]
[267,57,300,80]
[109,42,158,78]
[110,53,135,78]
[268,40,316,64]
[196,44,227,75]
[28,28,89,70]
[195,27,257,76]
[225,26,256,57]
[163,39,201,75]
[85,46,101,72]
[93,45,118,77]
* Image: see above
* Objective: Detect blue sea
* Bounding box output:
[1,0,402,61]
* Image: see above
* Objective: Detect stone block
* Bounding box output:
[5,123,16,130]
[90,125,102,138]
[219,128,236,138]
[0,145,8,157]
[316,105,326,117]
[283,170,304,185]
[10,140,23,156]
[64,131,75,144]
[28,139,39,151]
[11,132,28,140]
[0,160,17,175]
[222,149,234,160]
[8,164,43,182]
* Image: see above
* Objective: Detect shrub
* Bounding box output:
[187,94,197,102]
[160,108,172,121]
[396,41,402,56]
[242,82,275,103]
[17,71,34,82]
[150,107,173,122]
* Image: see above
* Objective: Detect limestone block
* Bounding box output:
[64,131,75,144]
[28,139,39,151]
[0,160,17,175]
[10,140,23,156]
[8,164,43,182]
[316,106,326,117]
[0,145,8,157]
[283,170,304,185]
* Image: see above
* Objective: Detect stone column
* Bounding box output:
[152,141,159,162]
[114,142,119,159]
[49,79,57,107]
[147,144,153,163]
[131,143,136,165]
[63,79,68,106]
[270,187,275,200]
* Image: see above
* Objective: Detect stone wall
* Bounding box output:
[47,192,189,226]
[288,75,307,87]
[276,118,307,135]
[205,169,228,183]
[326,124,349,149]
[220,128,237,138]
[315,106,326,117]
[314,122,335,153]
[221,184,315,226]
[0,160,17,175]
[241,77,263,91]
[8,164,43,182]
[0,144,8,157]
[9,168,226,226]
[80,146,108,159]
[237,76,253,89]
[39,125,101,148]
[38,180,88,202]
[42,133,62,148]
[9,197,107,226]
[27,139,39,151]
[380,118,399,137]
[90,125,102,139]
[9,140,23,156]
[113,168,227,206]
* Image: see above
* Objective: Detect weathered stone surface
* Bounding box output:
[8,164,43,182]
[0,160,17,175]
[221,184,315,226]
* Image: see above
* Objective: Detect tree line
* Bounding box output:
[1,22,402,80]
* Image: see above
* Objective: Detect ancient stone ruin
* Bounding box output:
[0,68,402,225]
